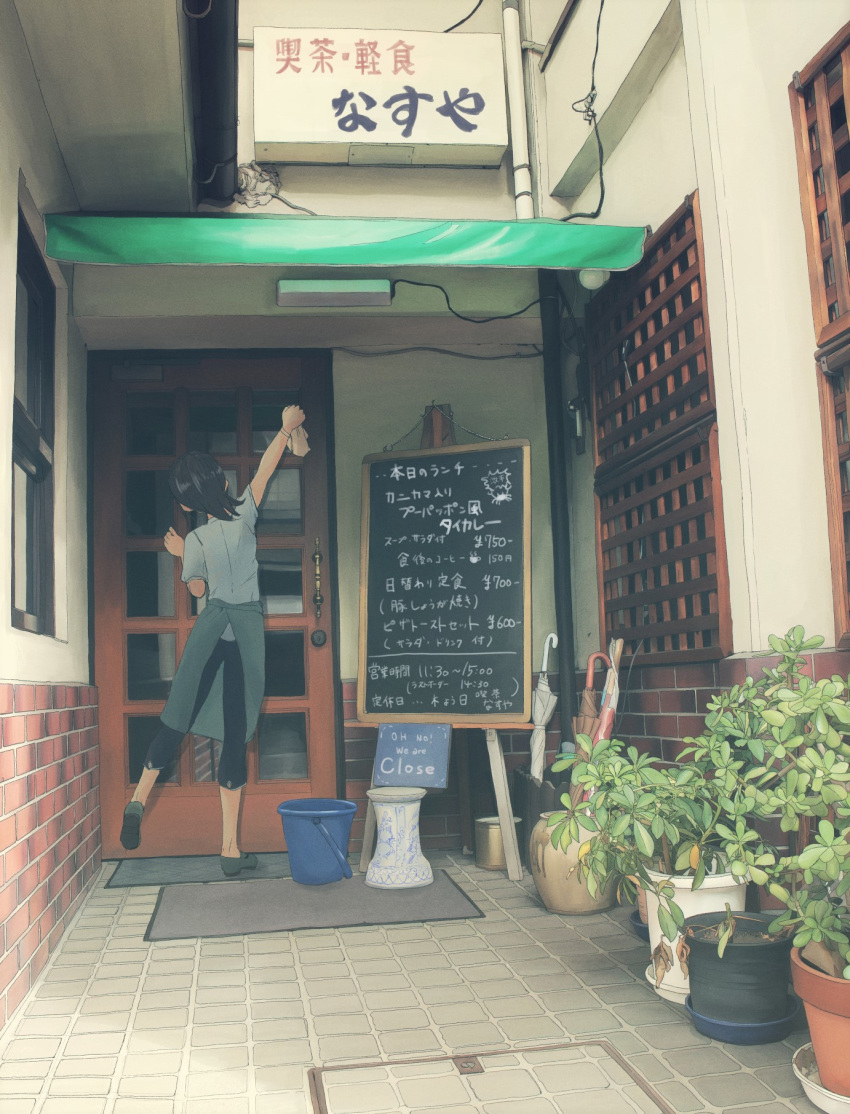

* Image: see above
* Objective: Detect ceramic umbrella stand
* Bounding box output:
[365,786,433,889]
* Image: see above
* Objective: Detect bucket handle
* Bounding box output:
[311,817,353,879]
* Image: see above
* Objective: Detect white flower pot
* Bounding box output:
[365,787,433,890]
[643,867,747,1003]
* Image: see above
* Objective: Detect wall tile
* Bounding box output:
[0,682,100,1034]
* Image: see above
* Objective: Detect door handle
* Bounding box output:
[312,537,324,620]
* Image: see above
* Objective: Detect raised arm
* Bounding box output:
[250,404,305,507]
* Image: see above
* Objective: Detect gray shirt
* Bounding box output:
[182,487,259,640]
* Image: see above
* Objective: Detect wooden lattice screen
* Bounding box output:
[817,341,850,647]
[789,22,850,349]
[791,24,850,646]
[586,193,731,662]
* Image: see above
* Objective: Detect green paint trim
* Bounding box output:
[45,213,646,270]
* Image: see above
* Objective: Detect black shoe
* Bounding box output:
[120,802,144,850]
[220,852,259,877]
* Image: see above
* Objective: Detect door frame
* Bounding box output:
[86,348,345,855]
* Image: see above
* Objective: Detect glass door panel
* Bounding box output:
[258,549,303,614]
[94,354,336,859]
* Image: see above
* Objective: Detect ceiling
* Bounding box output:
[14,0,194,211]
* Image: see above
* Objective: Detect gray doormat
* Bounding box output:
[309,1041,677,1114]
[106,853,302,888]
[145,869,482,941]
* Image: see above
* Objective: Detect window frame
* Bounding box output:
[788,21,850,348]
[12,209,56,635]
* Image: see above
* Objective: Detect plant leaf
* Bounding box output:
[657,905,679,943]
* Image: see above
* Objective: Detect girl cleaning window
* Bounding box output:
[120,405,308,875]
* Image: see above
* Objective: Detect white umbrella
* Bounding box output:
[530,633,559,782]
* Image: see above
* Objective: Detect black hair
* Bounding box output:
[168,452,244,521]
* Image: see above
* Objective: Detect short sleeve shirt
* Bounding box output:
[182,487,260,638]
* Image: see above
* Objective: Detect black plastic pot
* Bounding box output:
[683,911,794,1024]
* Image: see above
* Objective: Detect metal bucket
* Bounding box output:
[474,815,522,870]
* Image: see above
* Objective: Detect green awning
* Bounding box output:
[45,213,645,270]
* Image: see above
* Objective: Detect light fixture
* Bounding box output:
[276,279,392,307]
[577,269,610,291]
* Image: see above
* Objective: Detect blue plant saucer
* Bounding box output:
[629,908,650,942]
[684,994,801,1045]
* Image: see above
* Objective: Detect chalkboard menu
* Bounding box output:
[358,440,531,723]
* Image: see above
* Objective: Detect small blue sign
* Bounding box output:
[373,723,452,789]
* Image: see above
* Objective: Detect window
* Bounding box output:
[585,193,731,663]
[791,25,850,646]
[789,23,850,347]
[12,210,55,634]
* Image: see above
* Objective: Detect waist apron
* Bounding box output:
[160,598,265,745]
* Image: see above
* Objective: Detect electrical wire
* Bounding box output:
[561,0,606,223]
[268,193,317,216]
[382,402,514,452]
[182,0,212,17]
[391,279,540,324]
[337,346,543,360]
[444,0,484,32]
[193,156,236,185]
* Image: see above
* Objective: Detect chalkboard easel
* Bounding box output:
[357,408,530,880]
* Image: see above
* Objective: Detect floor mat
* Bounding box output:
[106,852,297,887]
[145,869,483,940]
[309,1041,677,1114]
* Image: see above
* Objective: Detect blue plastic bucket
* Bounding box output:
[277,798,357,885]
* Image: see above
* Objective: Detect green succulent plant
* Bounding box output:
[551,627,850,975]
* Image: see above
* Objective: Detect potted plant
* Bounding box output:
[528,809,617,914]
[680,907,798,1043]
[548,735,750,1003]
[676,627,850,1092]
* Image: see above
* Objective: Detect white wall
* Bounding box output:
[332,348,555,678]
[681,0,848,652]
[535,0,677,213]
[0,0,88,683]
[568,39,695,232]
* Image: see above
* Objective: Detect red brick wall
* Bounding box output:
[0,682,100,1030]
[607,647,850,761]
[342,676,562,853]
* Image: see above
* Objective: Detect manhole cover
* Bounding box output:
[309,1039,677,1113]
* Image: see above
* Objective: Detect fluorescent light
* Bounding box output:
[276,279,392,307]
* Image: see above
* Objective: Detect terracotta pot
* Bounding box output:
[636,884,648,924]
[791,947,850,1097]
[529,814,616,915]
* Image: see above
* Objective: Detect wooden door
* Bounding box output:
[93,355,337,858]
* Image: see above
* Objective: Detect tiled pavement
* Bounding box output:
[0,853,821,1114]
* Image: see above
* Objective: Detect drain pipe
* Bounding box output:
[539,270,578,735]
[502,0,535,219]
[190,0,238,202]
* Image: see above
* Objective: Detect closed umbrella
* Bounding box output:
[593,638,624,745]
[574,651,611,740]
[570,639,623,808]
[530,633,559,782]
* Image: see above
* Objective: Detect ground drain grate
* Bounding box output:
[309,1039,678,1113]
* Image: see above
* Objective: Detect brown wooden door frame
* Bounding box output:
[90,351,343,859]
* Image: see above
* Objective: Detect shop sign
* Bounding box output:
[253,27,508,167]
